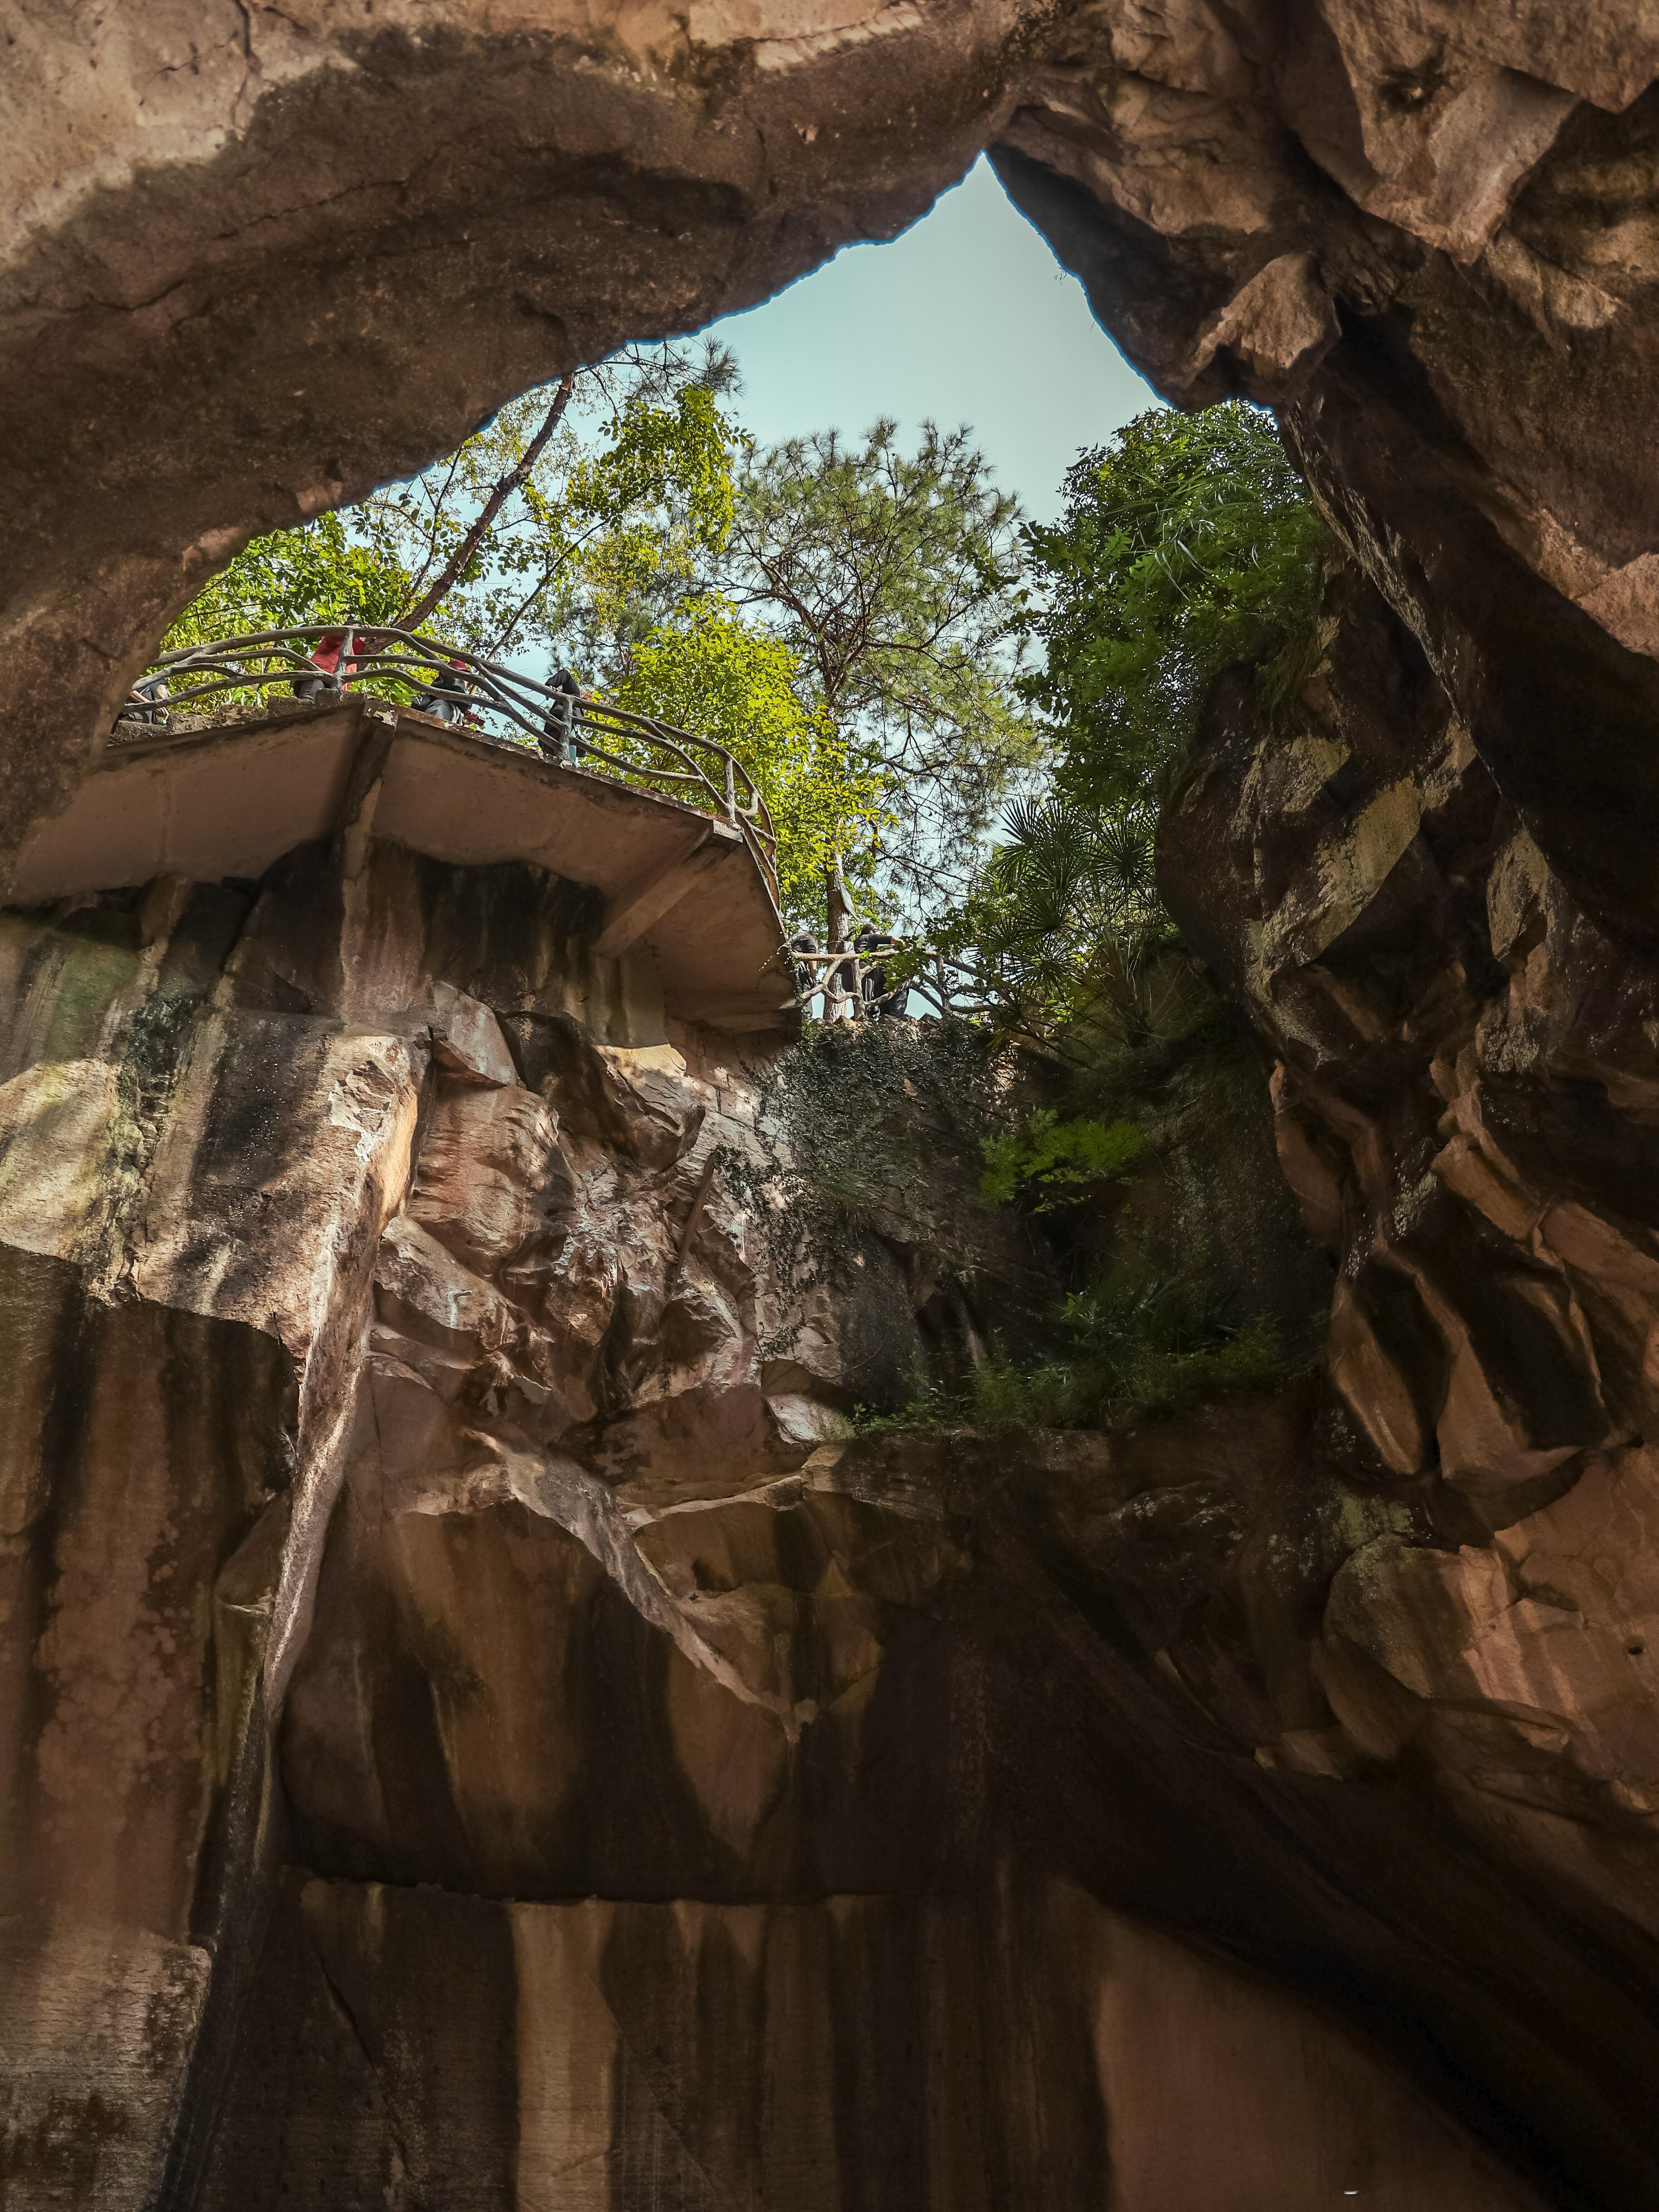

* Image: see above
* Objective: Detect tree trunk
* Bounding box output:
[397,372,578,635]
[826,853,853,1020]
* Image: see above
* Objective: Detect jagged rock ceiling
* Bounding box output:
[4,0,1659,928]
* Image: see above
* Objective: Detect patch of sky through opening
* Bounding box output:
[713,155,1157,524]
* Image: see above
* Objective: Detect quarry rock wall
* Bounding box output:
[6,1,1659,2206]
[4,802,1657,2207]
[0,810,1613,2211]
[1156,558,1659,1952]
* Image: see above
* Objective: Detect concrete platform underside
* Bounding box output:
[9,699,797,1033]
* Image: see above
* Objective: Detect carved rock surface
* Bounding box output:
[13,11,1659,2182]
[200,1875,1542,2212]
[1157,558,1659,2011]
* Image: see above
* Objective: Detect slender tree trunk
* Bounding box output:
[397,371,578,635]
[826,852,853,1019]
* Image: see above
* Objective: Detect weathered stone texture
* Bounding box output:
[1159,558,1659,1957]
[0,810,1593,2210]
[197,1876,1543,2212]
[0,832,1046,2206]
[10,0,1659,2201]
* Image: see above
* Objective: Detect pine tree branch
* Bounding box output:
[398,372,578,634]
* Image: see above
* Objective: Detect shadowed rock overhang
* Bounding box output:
[8,2,1659,945]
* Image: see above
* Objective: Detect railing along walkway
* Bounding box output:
[115,627,778,893]
[791,945,970,1025]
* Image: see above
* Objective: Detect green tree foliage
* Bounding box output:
[163,508,412,649]
[161,341,741,662]
[612,593,887,929]
[716,420,1037,932]
[979,1107,1144,1208]
[1021,399,1329,811]
[928,402,1326,1052]
[933,794,1199,1058]
[570,386,734,584]
[427,367,738,659]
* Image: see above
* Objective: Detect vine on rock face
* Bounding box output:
[726,1017,1059,1413]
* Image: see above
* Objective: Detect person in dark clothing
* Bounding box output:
[415,657,476,724]
[124,673,171,728]
[789,930,821,1001]
[540,667,585,764]
[854,922,902,1018]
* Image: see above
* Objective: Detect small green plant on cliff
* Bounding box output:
[868,1002,1329,1434]
[979,1108,1145,1209]
[1043,1254,1289,1418]
[859,1264,1290,1435]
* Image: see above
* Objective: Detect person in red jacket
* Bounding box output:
[292,623,355,703]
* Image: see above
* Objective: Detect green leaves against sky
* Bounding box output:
[163,369,1326,976]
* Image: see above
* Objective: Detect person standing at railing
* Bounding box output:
[789,930,820,1000]
[292,620,358,703]
[126,673,172,728]
[854,922,902,1019]
[539,667,586,765]
[415,656,479,726]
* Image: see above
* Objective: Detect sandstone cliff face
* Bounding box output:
[0,814,1590,2211]
[1153,560,1659,2185]
[10,2,1659,2204]
[0,831,882,2197]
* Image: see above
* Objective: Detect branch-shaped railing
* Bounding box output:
[113,627,778,891]
[111,632,1011,1025]
[789,943,982,1024]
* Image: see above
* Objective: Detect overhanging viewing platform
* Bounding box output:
[10,633,799,1034]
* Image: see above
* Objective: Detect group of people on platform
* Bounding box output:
[789,924,903,1020]
[407,649,589,766]
[125,632,892,1014]
[126,623,593,765]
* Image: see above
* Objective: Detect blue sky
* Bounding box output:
[709,156,1159,524]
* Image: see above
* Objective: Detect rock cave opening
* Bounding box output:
[5,6,1659,2210]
